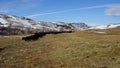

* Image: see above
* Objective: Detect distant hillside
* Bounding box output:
[0,14,89,35]
[89,23,120,29]
[0,14,120,35]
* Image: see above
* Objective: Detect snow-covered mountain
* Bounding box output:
[1,14,119,35]
[89,23,120,29]
[0,14,44,29]
[39,21,89,31]
[0,14,89,33]
[68,23,89,31]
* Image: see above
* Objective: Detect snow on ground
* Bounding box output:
[89,25,107,29]
[0,35,24,38]
[94,31,107,34]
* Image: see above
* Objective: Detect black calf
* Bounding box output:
[0,47,5,52]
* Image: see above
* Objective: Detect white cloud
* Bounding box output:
[26,4,112,18]
[106,5,120,17]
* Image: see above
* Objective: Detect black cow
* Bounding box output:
[22,33,47,41]
[22,35,39,41]
[22,31,73,41]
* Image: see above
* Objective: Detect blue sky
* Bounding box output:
[0,0,120,25]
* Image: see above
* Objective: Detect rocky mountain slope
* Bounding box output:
[0,14,43,29]
[0,14,120,35]
[0,14,89,35]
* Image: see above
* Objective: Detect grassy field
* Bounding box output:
[0,30,120,68]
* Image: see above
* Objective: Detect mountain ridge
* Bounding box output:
[0,14,89,34]
[0,14,120,35]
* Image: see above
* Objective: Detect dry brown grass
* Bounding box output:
[0,30,120,68]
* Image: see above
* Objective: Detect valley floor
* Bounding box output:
[0,31,120,68]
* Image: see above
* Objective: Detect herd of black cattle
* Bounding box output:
[22,31,73,41]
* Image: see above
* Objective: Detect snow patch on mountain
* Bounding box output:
[69,23,89,31]
[0,18,8,24]
[89,23,120,29]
